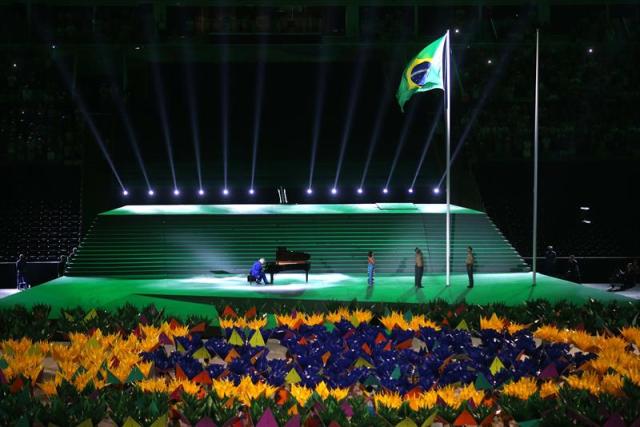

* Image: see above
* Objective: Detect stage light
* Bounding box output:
[173,189,180,196]
[306,188,313,195]
[135,46,141,50]
[331,188,337,195]
[454,28,460,34]
[357,188,363,194]
[580,206,590,211]
[408,188,414,194]
[198,189,205,196]
[382,188,388,194]
[51,44,56,49]
[433,187,440,194]
[582,220,592,224]
[122,189,129,196]
[587,47,594,54]
[487,59,493,64]
[12,63,17,68]
[223,188,229,196]
[148,189,155,196]
[249,188,255,195]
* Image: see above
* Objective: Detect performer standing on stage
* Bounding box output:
[466,246,475,288]
[415,248,424,288]
[250,257,269,285]
[367,251,376,287]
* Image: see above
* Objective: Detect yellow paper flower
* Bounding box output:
[566,371,601,395]
[458,383,484,406]
[302,313,325,327]
[247,318,267,330]
[329,387,349,402]
[407,390,437,411]
[315,381,330,400]
[137,377,168,393]
[170,378,200,395]
[621,327,640,348]
[437,385,464,408]
[502,377,538,400]
[507,322,527,335]
[534,325,568,343]
[351,308,373,324]
[480,313,505,331]
[290,383,313,407]
[602,373,624,396]
[39,379,58,396]
[539,381,560,398]
[373,391,402,410]
[213,378,236,399]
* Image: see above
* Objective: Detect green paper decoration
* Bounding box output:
[266,314,278,330]
[474,372,492,390]
[83,309,97,323]
[192,347,211,359]
[324,321,336,332]
[455,319,469,331]
[285,368,301,384]
[396,418,417,427]
[353,358,374,369]
[106,370,121,385]
[122,417,142,427]
[489,357,505,375]
[228,329,244,346]
[249,330,266,347]
[127,366,144,383]
[391,366,401,380]
[403,310,413,321]
[149,414,168,427]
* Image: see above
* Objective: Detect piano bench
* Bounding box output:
[247,275,256,283]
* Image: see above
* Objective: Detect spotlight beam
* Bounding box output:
[33,20,126,192]
[94,39,152,192]
[410,105,443,190]
[183,46,203,191]
[54,56,125,191]
[333,52,368,190]
[384,102,418,190]
[220,43,230,191]
[358,84,390,190]
[250,44,267,191]
[308,61,328,191]
[437,19,529,189]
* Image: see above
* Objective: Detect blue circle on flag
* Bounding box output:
[410,62,431,86]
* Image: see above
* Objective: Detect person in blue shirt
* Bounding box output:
[250,257,269,285]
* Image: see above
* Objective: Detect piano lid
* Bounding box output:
[276,246,310,261]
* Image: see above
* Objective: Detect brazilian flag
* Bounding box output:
[396,34,447,111]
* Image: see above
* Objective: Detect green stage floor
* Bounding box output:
[0,273,632,323]
[102,203,480,216]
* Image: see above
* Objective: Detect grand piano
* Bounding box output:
[264,247,311,284]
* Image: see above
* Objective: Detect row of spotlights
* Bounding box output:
[123,187,442,196]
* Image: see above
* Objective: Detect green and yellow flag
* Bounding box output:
[396,34,447,111]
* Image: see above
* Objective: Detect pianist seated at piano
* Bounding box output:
[250,258,270,285]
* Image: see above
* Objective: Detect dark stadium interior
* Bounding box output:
[1,1,639,286]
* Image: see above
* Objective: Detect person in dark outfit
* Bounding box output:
[415,248,424,288]
[466,246,475,288]
[16,254,28,290]
[57,255,67,277]
[367,251,376,287]
[565,255,581,283]
[544,246,557,276]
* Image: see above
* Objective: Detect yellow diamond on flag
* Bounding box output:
[455,319,469,331]
[122,417,142,427]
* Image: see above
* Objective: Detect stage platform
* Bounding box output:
[0,273,632,322]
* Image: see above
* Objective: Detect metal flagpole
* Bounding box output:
[445,30,451,287]
[532,29,540,285]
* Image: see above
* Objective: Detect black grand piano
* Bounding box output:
[264,247,311,284]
